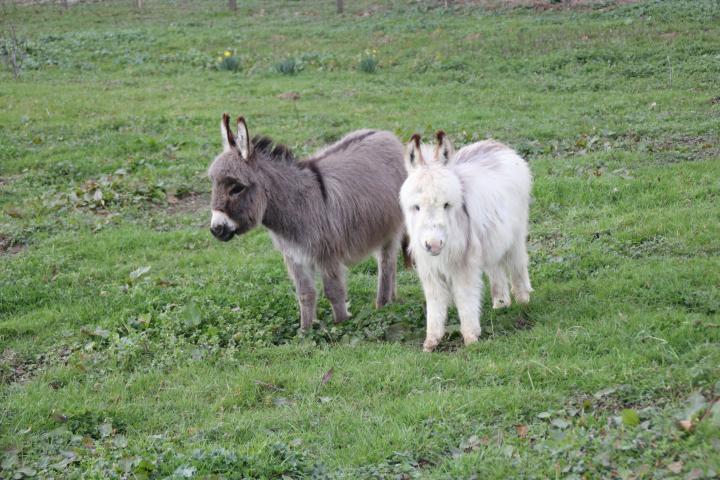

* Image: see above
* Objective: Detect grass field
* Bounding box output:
[1,0,719,477]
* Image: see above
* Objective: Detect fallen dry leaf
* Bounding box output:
[515,424,528,438]
[5,209,23,218]
[686,468,703,480]
[52,413,68,423]
[667,461,683,474]
[277,92,301,101]
[254,380,283,391]
[321,368,334,385]
[678,419,694,432]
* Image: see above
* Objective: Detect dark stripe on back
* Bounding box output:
[308,162,327,201]
[250,132,375,202]
[310,130,376,162]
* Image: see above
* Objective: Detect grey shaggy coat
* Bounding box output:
[209,115,407,330]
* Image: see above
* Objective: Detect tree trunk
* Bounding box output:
[136,0,143,9]
[228,0,236,11]
[336,0,343,14]
[61,0,68,10]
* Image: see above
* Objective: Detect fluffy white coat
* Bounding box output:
[400,135,532,352]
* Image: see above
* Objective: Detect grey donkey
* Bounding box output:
[208,114,409,330]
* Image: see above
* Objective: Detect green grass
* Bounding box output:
[1,0,719,477]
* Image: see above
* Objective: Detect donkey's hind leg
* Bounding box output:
[486,264,511,309]
[375,233,401,308]
[507,239,532,305]
[322,263,351,324]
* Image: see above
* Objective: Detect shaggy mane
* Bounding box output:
[252,135,299,166]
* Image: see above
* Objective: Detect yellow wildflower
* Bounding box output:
[224,50,232,57]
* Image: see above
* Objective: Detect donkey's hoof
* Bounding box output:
[333,314,350,324]
[423,337,440,352]
[492,298,510,309]
[514,292,531,305]
[463,334,479,346]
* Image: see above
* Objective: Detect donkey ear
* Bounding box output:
[404,133,425,172]
[221,113,236,153]
[236,116,252,160]
[434,130,455,165]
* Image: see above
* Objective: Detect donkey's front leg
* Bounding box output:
[321,264,351,324]
[421,277,450,352]
[451,269,483,346]
[285,257,317,330]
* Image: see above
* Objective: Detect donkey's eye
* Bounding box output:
[229,183,246,196]
[413,205,420,211]
[444,202,451,210]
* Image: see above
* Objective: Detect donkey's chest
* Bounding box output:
[269,231,346,268]
[270,233,313,266]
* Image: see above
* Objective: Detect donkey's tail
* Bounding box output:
[401,233,413,269]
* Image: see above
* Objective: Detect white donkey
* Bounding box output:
[400,132,533,352]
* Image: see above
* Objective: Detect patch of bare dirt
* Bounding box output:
[355,4,388,17]
[450,0,640,10]
[165,192,210,216]
[1,347,75,385]
[277,92,301,101]
[653,135,719,158]
[0,235,25,256]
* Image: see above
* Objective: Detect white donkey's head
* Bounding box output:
[400,131,464,257]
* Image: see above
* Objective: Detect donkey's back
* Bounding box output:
[307,129,405,182]
[454,140,532,244]
[303,129,406,263]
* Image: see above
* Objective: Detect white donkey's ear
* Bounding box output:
[434,130,455,165]
[236,116,252,160]
[404,133,425,172]
[221,113,236,153]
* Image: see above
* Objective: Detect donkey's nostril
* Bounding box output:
[425,239,443,255]
[211,224,226,238]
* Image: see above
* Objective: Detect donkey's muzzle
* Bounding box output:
[210,224,236,242]
[424,239,444,256]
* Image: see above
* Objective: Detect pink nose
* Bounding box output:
[424,239,443,254]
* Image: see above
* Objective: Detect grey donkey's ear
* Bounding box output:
[236,116,252,160]
[221,113,237,153]
[434,130,455,165]
[404,133,425,172]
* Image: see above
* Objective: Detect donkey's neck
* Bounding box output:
[259,160,324,244]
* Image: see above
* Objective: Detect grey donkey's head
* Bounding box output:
[207,114,268,241]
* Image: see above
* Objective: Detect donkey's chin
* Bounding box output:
[212,229,237,242]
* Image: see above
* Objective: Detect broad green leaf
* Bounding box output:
[621,409,640,427]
